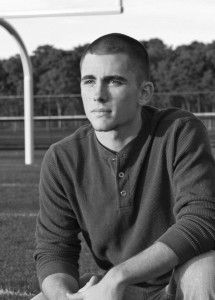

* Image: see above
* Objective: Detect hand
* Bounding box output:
[66,272,125,300]
[78,275,99,293]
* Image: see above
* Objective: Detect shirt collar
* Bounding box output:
[93,107,152,158]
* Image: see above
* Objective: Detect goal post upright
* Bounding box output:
[0,18,34,165]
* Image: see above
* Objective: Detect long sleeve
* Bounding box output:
[34,147,81,287]
[158,116,215,263]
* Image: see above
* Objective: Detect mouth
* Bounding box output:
[91,108,111,113]
[91,109,111,118]
[91,108,112,115]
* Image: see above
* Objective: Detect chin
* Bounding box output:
[91,121,114,132]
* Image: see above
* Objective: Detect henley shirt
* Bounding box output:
[34,106,215,287]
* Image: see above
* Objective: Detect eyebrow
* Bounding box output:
[81,75,127,82]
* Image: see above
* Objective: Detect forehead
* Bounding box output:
[81,53,134,75]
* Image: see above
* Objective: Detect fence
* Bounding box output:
[1,94,215,149]
[195,112,215,131]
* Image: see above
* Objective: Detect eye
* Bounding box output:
[108,79,123,86]
[82,79,95,85]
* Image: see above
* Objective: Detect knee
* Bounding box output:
[174,251,215,296]
[176,251,215,282]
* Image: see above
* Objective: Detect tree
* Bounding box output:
[32,44,86,126]
[165,42,215,112]
[1,56,24,117]
[2,55,23,95]
[0,60,7,94]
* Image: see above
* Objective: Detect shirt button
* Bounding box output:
[120,190,127,197]
[112,158,116,162]
[118,172,124,178]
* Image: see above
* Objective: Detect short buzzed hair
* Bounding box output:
[80,33,150,83]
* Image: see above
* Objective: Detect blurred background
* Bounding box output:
[0,0,215,150]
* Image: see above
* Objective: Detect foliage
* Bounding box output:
[0,39,215,115]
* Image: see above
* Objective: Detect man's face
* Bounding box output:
[80,53,143,133]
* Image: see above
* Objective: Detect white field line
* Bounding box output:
[0,164,41,168]
[0,183,38,187]
[0,212,37,217]
[0,289,35,297]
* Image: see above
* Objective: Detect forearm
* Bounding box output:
[42,273,79,300]
[67,242,178,300]
[108,241,179,288]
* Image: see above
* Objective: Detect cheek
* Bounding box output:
[82,100,91,114]
[81,91,91,108]
[81,87,95,102]
[117,94,139,116]
[118,91,137,106]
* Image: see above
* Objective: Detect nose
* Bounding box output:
[94,82,107,102]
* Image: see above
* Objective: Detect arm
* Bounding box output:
[34,146,81,297]
[158,117,215,263]
[110,241,178,287]
[42,273,79,300]
[68,241,178,300]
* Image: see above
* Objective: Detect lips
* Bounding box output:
[91,108,111,113]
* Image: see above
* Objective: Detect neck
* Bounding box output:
[95,116,142,152]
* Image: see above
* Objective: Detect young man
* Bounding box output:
[33,33,215,300]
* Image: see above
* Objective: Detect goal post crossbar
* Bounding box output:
[0,0,123,19]
[0,115,87,121]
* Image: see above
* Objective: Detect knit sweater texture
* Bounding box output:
[34,106,215,287]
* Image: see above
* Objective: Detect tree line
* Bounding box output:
[0,38,215,117]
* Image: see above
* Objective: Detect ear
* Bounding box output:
[138,81,154,106]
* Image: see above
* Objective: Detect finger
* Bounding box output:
[89,275,99,285]
[78,282,90,293]
[66,292,83,300]
[78,275,99,293]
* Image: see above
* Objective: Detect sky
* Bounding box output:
[0,0,214,59]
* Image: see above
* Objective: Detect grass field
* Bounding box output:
[0,150,100,300]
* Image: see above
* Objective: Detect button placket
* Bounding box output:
[120,190,127,197]
[115,154,131,208]
[118,172,125,178]
[108,156,117,173]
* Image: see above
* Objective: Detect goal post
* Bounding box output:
[0,0,123,19]
[0,18,34,165]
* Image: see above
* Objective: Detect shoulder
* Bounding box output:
[144,105,199,123]
[52,123,93,149]
[142,106,209,152]
[44,123,94,162]
[143,105,204,133]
